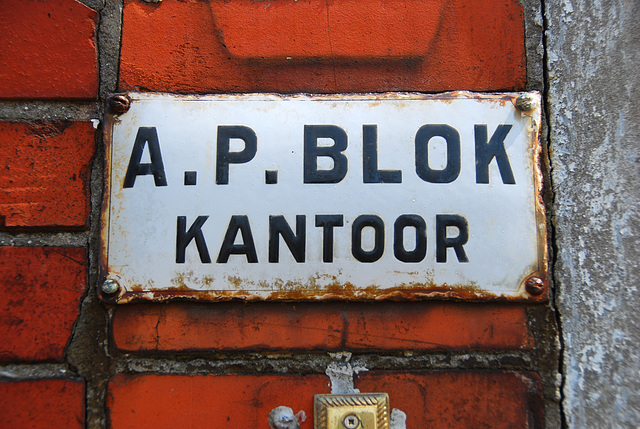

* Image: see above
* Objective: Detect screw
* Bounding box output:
[343,414,360,429]
[101,279,120,295]
[525,277,545,296]
[108,94,131,114]
[515,93,537,113]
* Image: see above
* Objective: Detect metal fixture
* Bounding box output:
[101,279,120,295]
[108,94,131,114]
[525,276,545,296]
[515,93,537,112]
[315,393,390,429]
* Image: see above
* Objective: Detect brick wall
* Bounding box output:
[0,1,560,428]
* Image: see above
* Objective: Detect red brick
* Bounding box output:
[0,0,98,99]
[120,0,525,93]
[344,303,532,350]
[112,302,344,352]
[112,302,531,353]
[0,247,87,362]
[107,374,329,429]
[0,378,85,429]
[107,372,543,428]
[212,0,445,59]
[356,371,544,428]
[0,121,95,228]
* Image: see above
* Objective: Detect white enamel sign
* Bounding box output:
[100,92,547,303]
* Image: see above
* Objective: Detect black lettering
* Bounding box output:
[265,170,278,184]
[475,124,515,184]
[123,127,167,188]
[216,126,258,185]
[269,215,306,263]
[184,171,197,186]
[436,214,469,263]
[176,216,211,263]
[303,125,348,183]
[415,124,461,183]
[216,215,258,263]
[363,125,402,183]
[315,215,344,263]
[393,214,427,263]
[352,215,384,263]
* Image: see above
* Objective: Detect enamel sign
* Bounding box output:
[100,92,547,303]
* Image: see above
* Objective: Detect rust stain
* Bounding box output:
[108,286,546,305]
[104,271,546,305]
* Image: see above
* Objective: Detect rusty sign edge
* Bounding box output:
[98,91,548,305]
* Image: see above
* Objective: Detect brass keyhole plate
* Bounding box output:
[314,393,390,429]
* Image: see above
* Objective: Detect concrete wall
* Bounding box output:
[546,0,640,426]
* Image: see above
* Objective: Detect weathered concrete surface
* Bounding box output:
[546,0,640,427]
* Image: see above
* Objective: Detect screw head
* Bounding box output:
[343,414,360,429]
[515,93,537,113]
[525,277,545,296]
[108,94,131,114]
[101,279,120,295]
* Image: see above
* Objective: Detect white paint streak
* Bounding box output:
[325,352,368,394]
[390,409,407,429]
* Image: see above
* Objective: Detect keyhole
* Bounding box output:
[343,414,360,429]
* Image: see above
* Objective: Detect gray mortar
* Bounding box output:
[0,364,77,380]
[522,2,563,426]
[78,0,106,12]
[0,231,88,247]
[110,350,536,375]
[546,0,640,427]
[521,0,546,91]
[0,101,99,122]
[66,1,124,428]
[527,305,563,426]
[96,1,124,99]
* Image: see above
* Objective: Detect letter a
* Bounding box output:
[123,127,168,188]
